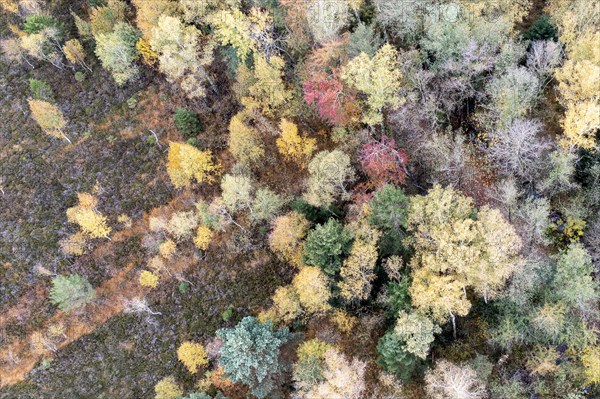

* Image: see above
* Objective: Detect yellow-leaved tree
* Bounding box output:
[28,99,71,143]
[341,44,403,126]
[276,118,316,166]
[268,211,311,266]
[228,111,264,166]
[177,341,208,374]
[66,192,111,239]
[166,142,220,188]
[407,185,521,337]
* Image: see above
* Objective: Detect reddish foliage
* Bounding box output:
[358,135,409,188]
[303,76,357,126]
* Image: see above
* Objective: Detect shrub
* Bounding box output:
[175,108,202,137]
[50,274,95,312]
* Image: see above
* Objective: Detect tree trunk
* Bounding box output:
[450,312,457,339]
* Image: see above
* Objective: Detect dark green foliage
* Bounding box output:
[523,15,558,42]
[23,14,63,35]
[303,219,353,276]
[384,276,412,317]
[50,274,95,312]
[291,198,338,224]
[29,78,54,100]
[370,185,409,256]
[376,330,422,381]
[217,317,289,399]
[174,108,202,137]
[348,23,382,58]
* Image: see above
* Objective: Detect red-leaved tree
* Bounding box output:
[304,75,357,126]
[358,135,408,188]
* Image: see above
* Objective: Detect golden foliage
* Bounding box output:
[227,112,264,165]
[330,309,357,334]
[269,211,310,266]
[166,142,220,188]
[139,270,159,288]
[193,225,213,251]
[28,99,69,142]
[582,345,600,385]
[63,39,85,64]
[159,240,176,258]
[59,232,87,256]
[276,118,316,166]
[338,240,378,303]
[131,0,177,39]
[66,193,111,239]
[292,266,331,314]
[177,341,208,374]
[154,376,183,399]
[136,37,158,65]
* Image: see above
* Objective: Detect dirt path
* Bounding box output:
[0,190,200,388]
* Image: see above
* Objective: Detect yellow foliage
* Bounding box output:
[276,118,316,166]
[77,192,98,209]
[177,341,208,374]
[117,213,132,227]
[63,39,85,64]
[269,211,310,266]
[28,99,69,142]
[159,240,176,258]
[193,225,213,251]
[267,285,302,324]
[227,112,264,165]
[166,142,220,188]
[154,376,183,399]
[292,266,331,314]
[0,0,18,13]
[131,0,177,39]
[240,54,292,117]
[59,232,87,256]
[330,309,357,334]
[582,345,600,385]
[136,37,158,65]
[338,240,378,303]
[297,338,333,361]
[139,270,159,288]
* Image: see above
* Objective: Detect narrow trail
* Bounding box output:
[0,190,200,388]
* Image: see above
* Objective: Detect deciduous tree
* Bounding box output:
[166,142,219,189]
[276,118,316,166]
[269,211,311,266]
[305,150,355,207]
[425,360,487,399]
[177,342,208,374]
[28,99,70,143]
[50,274,95,312]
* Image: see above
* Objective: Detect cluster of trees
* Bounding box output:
[3,0,599,397]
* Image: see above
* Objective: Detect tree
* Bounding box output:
[347,23,382,59]
[90,0,127,36]
[269,211,311,266]
[486,66,541,128]
[306,0,349,44]
[194,225,213,251]
[177,342,208,374]
[486,119,553,180]
[358,135,408,188]
[167,211,199,241]
[305,150,355,207]
[304,348,366,399]
[50,274,95,312]
[227,112,264,166]
[303,75,358,126]
[369,185,409,232]
[149,15,215,99]
[20,17,65,68]
[392,311,440,360]
[303,219,353,276]
[28,99,70,143]
[376,330,422,382]
[552,244,598,314]
[154,376,183,399]
[66,192,111,239]
[139,270,159,288]
[63,39,91,71]
[293,339,333,392]
[341,44,403,125]
[251,188,284,223]
[292,266,331,314]
[425,360,487,399]
[276,119,316,166]
[131,0,177,39]
[338,240,378,303]
[94,22,141,85]
[174,108,201,137]
[220,174,253,214]
[166,142,219,188]
[217,316,289,399]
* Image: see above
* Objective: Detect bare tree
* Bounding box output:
[487,119,553,180]
[425,360,488,399]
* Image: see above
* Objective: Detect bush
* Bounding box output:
[174,108,202,137]
[29,78,53,100]
[50,274,95,312]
